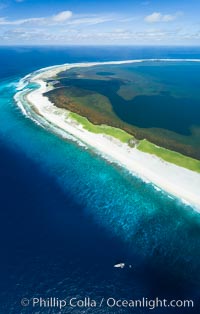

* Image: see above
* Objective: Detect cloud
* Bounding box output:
[0,17,44,25]
[0,11,113,27]
[52,11,72,22]
[2,26,200,45]
[0,10,73,26]
[68,16,113,26]
[144,12,181,23]
[1,8,195,45]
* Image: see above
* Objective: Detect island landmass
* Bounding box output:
[15,60,200,211]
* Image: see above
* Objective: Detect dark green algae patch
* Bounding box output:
[45,61,200,160]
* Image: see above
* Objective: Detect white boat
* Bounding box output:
[114,263,125,268]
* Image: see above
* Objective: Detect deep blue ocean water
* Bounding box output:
[0,46,200,313]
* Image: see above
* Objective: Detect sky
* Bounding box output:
[0,0,200,45]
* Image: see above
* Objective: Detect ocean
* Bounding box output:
[0,46,200,313]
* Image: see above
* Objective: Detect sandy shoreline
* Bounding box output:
[17,61,200,212]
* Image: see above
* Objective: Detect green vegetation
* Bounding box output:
[138,139,200,173]
[69,112,133,143]
[69,111,200,173]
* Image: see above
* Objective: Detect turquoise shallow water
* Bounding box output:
[0,47,200,313]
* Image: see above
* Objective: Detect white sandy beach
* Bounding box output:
[19,62,200,211]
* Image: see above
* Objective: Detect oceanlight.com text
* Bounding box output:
[21,296,195,310]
